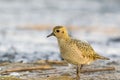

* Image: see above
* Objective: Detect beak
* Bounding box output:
[47,32,54,38]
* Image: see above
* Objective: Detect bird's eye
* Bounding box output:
[56,30,60,33]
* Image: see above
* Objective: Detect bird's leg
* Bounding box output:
[76,65,80,80]
[76,65,83,80]
[80,64,83,70]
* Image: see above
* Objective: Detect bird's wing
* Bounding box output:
[72,39,109,60]
[72,39,97,59]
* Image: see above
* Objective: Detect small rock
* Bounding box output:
[10,72,20,77]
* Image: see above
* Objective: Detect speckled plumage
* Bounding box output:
[47,26,109,80]
[58,38,109,65]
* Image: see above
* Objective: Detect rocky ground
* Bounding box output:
[0,58,119,80]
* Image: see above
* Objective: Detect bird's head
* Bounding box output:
[47,26,69,39]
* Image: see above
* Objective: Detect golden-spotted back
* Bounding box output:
[47,26,109,65]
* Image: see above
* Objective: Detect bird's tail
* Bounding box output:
[95,53,110,60]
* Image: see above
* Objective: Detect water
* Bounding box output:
[0,0,120,28]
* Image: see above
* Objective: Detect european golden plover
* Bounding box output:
[47,26,109,80]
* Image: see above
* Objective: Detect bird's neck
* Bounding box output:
[58,35,71,41]
[57,36,71,46]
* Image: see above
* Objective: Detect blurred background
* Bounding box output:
[0,0,120,63]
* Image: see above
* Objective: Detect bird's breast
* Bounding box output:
[58,39,71,53]
[58,39,84,64]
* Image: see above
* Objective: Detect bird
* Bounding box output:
[47,26,109,80]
